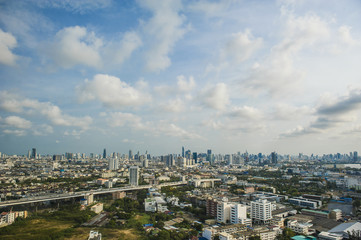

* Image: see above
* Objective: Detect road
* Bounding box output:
[0,181,187,208]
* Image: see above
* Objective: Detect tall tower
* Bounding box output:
[31,148,37,159]
[271,151,277,164]
[354,151,358,162]
[129,150,133,160]
[129,166,139,186]
[182,146,185,158]
[103,148,106,159]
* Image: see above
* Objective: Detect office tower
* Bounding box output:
[251,199,272,224]
[142,159,148,168]
[182,146,184,158]
[31,148,37,159]
[354,151,358,162]
[53,155,62,161]
[129,166,139,186]
[271,151,277,164]
[108,158,119,170]
[103,149,106,159]
[166,154,174,167]
[193,152,197,163]
[129,150,133,160]
[27,150,31,159]
[207,149,212,162]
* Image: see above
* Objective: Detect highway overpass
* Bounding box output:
[0,181,187,208]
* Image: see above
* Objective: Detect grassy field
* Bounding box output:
[65,228,140,240]
[0,219,74,240]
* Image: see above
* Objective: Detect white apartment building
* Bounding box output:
[108,158,119,170]
[217,201,251,225]
[230,204,248,224]
[287,220,313,235]
[217,201,231,223]
[251,199,272,224]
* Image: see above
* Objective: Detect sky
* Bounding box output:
[1,0,361,156]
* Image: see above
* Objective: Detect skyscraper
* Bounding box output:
[103,148,106,159]
[129,150,133,160]
[182,146,184,158]
[31,148,37,159]
[271,151,277,164]
[354,151,358,162]
[193,152,197,163]
[108,158,119,170]
[129,166,139,186]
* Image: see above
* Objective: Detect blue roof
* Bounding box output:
[291,236,317,240]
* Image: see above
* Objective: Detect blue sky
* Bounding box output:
[1,0,361,156]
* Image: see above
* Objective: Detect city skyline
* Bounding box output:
[1,0,361,155]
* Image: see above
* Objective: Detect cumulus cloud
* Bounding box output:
[228,106,263,120]
[0,91,92,130]
[106,111,202,140]
[47,26,102,68]
[199,83,229,110]
[159,98,185,113]
[280,88,361,138]
[139,0,188,72]
[106,112,144,129]
[273,104,314,120]
[114,32,142,65]
[32,124,53,136]
[3,116,32,129]
[0,29,18,66]
[3,129,26,136]
[222,29,263,63]
[177,75,195,92]
[77,74,149,108]
[243,11,330,97]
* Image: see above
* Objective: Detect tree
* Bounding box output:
[249,236,261,240]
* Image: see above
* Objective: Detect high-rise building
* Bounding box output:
[354,151,358,162]
[31,148,37,159]
[217,201,231,223]
[182,146,185,158]
[230,204,247,224]
[108,158,119,170]
[129,166,139,186]
[142,159,148,168]
[103,148,107,159]
[251,199,272,224]
[129,150,133,160]
[166,154,175,167]
[271,151,277,164]
[193,152,197,163]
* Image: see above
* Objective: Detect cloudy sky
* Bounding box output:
[1,0,361,156]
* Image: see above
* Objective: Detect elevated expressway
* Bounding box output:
[0,181,187,208]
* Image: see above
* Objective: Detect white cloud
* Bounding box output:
[106,112,144,129]
[222,29,263,63]
[3,116,32,129]
[0,91,92,130]
[109,31,142,65]
[338,25,358,46]
[47,26,102,68]
[3,129,26,136]
[159,98,185,113]
[77,74,149,108]
[243,11,330,97]
[0,29,18,66]
[229,106,263,120]
[157,122,202,140]
[273,104,314,120]
[139,0,188,72]
[177,75,195,92]
[32,124,53,136]
[199,83,229,110]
